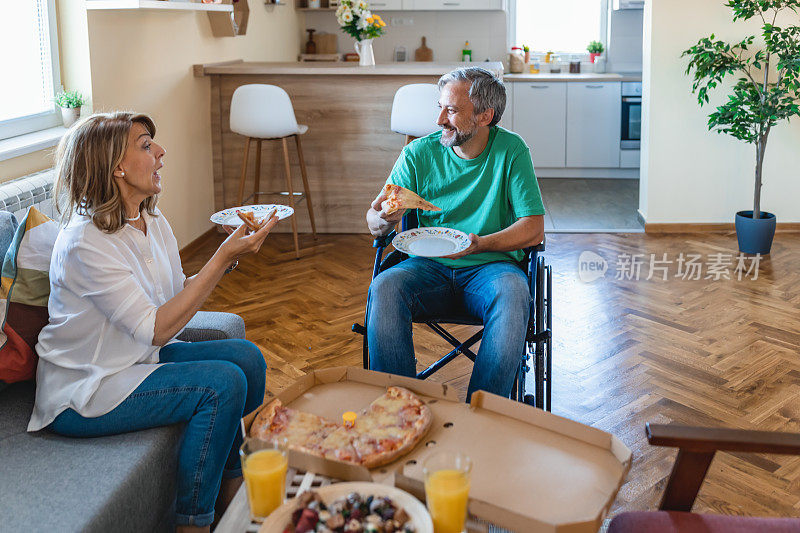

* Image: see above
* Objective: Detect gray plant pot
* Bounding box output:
[735,210,776,255]
[60,106,81,128]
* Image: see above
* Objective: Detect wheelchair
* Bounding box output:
[352,211,553,411]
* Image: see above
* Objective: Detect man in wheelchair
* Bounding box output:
[364,67,545,402]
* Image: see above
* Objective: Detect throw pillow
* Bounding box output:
[0,207,59,386]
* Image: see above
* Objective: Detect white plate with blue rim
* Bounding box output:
[210,204,294,227]
[392,227,471,258]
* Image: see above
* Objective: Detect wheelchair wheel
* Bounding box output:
[545,263,553,412]
[534,256,546,410]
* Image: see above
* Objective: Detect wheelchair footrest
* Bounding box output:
[352,323,366,336]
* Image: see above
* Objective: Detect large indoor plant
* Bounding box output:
[335,0,386,66]
[682,0,800,254]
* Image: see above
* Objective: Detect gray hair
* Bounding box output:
[438,67,506,127]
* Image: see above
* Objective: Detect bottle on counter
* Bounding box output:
[549,54,562,73]
[569,55,581,74]
[462,41,472,62]
[509,47,525,73]
[529,54,541,74]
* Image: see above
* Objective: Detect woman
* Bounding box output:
[28,112,272,532]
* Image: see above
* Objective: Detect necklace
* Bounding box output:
[126,211,141,222]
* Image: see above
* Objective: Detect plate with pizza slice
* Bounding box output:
[210,204,294,228]
[392,227,471,258]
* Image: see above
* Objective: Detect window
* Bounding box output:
[513,0,605,54]
[0,0,62,140]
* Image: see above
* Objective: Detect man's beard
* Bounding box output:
[439,121,477,147]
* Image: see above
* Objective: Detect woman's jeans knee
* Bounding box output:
[49,339,267,527]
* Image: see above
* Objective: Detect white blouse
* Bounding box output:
[28,208,186,431]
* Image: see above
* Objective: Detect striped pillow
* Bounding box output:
[0,207,59,387]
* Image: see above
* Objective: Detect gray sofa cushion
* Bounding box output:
[0,382,181,533]
[178,310,246,342]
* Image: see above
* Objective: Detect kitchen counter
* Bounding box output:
[195,60,504,77]
[504,72,641,82]
[196,60,506,233]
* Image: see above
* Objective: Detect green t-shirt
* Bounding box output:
[387,126,545,268]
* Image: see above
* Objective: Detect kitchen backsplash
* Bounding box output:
[303,10,508,64]
[302,7,642,73]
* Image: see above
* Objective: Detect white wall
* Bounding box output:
[85,5,302,247]
[641,0,800,224]
[302,10,508,64]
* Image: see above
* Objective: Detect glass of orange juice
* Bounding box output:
[240,438,289,521]
[423,450,472,533]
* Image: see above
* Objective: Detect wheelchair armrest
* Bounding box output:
[373,231,396,249]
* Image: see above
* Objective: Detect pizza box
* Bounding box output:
[241,367,632,533]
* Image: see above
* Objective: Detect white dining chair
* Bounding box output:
[230,84,316,259]
[390,83,441,145]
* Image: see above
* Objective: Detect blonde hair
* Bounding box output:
[54,111,159,233]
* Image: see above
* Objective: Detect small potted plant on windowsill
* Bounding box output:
[682,0,800,255]
[54,90,86,128]
[587,40,604,63]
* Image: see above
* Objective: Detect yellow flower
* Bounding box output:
[367,16,374,23]
[380,20,386,26]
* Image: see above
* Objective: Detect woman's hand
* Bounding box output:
[218,214,279,263]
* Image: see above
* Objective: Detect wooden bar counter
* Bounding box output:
[195,61,504,233]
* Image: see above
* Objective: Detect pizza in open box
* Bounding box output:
[250,386,432,469]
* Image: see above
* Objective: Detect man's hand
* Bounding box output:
[367,189,406,237]
[442,233,484,259]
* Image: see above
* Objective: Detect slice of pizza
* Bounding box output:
[381,184,442,215]
[250,398,338,456]
[350,386,432,466]
[236,210,263,232]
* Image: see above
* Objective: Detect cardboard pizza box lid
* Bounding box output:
[242,367,631,532]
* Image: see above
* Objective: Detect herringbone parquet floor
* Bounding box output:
[182,229,800,520]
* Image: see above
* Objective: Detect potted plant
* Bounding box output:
[587,40,604,63]
[54,90,86,128]
[335,0,386,66]
[522,44,531,64]
[682,0,800,255]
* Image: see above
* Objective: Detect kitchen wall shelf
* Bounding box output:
[85,0,234,12]
[207,0,250,37]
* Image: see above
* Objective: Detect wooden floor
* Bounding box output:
[182,230,800,520]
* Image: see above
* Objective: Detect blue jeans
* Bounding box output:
[49,339,267,527]
[367,257,531,400]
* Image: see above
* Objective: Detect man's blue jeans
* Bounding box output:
[367,257,531,401]
[49,339,267,527]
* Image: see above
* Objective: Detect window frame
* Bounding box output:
[507,0,610,56]
[0,0,64,141]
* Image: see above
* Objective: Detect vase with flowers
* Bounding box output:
[335,0,386,66]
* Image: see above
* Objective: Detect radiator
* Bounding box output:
[0,168,56,221]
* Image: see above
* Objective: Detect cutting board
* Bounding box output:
[311,33,337,55]
[414,36,433,62]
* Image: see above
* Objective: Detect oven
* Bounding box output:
[621,82,642,150]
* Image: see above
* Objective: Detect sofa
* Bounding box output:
[0,198,246,531]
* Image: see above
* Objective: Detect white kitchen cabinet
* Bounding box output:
[566,82,621,168]
[368,0,404,9]
[402,0,505,10]
[512,83,567,168]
